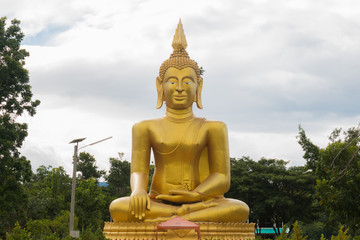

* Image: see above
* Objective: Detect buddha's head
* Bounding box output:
[156,20,203,109]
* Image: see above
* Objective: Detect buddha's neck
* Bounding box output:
[165,107,194,122]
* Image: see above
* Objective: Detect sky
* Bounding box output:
[1,0,360,175]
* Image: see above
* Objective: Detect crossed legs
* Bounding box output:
[109,197,249,223]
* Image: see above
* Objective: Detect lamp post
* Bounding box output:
[69,136,112,238]
[68,137,85,238]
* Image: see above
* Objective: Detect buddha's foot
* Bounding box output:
[144,215,176,223]
[177,200,218,216]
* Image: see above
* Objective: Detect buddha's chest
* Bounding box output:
[149,119,207,154]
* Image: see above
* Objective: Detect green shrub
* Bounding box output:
[330,226,351,240]
[80,226,107,240]
[290,221,308,240]
[276,224,288,240]
[6,222,31,240]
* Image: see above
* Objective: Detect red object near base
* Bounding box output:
[156,216,201,240]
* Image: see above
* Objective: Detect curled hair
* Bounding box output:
[159,49,201,81]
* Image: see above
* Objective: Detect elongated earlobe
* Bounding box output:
[195,77,203,109]
[156,76,164,109]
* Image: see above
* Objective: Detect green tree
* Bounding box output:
[77,152,105,181]
[25,211,73,240]
[319,226,353,240]
[330,227,351,240]
[300,216,339,240]
[6,212,106,240]
[0,16,40,237]
[21,165,108,239]
[5,222,31,240]
[79,227,107,240]
[226,157,316,234]
[75,178,106,230]
[276,224,288,240]
[275,221,308,240]
[290,221,308,240]
[298,126,360,234]
[105,156,131,198]
[25,166,72,220]
[6,211,75,240]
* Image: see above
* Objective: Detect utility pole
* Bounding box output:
[68,136,112,238]
[69,137,85,238]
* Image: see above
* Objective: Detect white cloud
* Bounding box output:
[1,0,359,174]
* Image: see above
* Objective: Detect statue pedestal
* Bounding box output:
[104,221,255,240]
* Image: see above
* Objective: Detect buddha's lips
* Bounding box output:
[174,96,186,100]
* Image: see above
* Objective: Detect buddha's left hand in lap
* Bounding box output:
[155,189,203,203]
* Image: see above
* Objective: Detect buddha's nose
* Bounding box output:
[176,83,184,92]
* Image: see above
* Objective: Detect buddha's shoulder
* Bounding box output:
[132,118,164,130]
[132,117,227,130]
[203,119,228,130]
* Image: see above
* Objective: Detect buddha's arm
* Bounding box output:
[193,121,230,197]
[130,121,151,219]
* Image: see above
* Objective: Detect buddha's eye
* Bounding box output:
[183,77,193,85]
[167,78,177,85]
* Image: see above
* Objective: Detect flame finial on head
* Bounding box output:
[157,19,203,109]
[159,19,200,80]
[172,19,188,51]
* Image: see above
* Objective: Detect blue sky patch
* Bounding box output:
[23,25,69,46]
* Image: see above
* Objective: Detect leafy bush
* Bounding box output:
[6,212,73,240]
[5,222,31,240]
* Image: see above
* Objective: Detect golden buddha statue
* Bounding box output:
[109,20,249,223]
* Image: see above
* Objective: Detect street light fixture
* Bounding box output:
[68,136,112,238]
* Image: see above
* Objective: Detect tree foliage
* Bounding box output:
[290,221,308,240]
[5,211,106,240]
[274,222,356,240]
[226,157,316,233]
[5,222,31,240]
[77,152,105,181]
[300,215,339,240]
[20,165,108,238]
[298,126,360,234]
[0,17,40,237]
[76,178,106,230]
[0,17,40,116]
[24,166,72,220]
[105,156,131,198]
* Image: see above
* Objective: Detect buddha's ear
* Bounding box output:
[156,76,164,109]
[195,77,203,109]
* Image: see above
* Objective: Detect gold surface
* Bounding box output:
[104,221,255,240]
[109,20,250,223]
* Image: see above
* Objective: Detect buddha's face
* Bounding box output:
[162,67,198,110]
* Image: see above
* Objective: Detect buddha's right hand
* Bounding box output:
[130,189,151,220]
